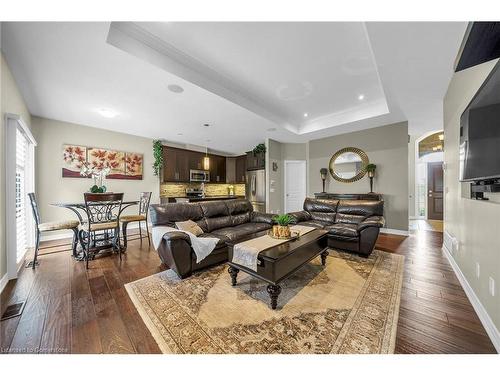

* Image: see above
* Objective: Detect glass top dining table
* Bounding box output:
[51,200,139,260]
[51,200,139,222]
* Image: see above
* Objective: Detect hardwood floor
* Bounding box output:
[1,229,497,354]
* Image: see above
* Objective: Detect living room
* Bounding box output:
[1,0,500,371]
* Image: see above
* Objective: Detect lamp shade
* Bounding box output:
[203,156,210,170]
[320,168,328,179]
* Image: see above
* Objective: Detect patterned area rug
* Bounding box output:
[125,249,404,354]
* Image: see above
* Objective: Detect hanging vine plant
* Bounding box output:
[152,139,164,177]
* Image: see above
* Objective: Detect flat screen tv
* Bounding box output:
[460,61,500,182]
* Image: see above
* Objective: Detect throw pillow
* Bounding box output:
[175,220,204,236]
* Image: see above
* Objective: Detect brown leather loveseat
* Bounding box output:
[149,199,274,278]
[289,198,385,257]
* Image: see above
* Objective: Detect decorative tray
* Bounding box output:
[267,230,300,240]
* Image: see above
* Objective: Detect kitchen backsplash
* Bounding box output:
[160,183,246,197]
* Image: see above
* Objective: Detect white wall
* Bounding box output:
[31,116,160,239]
[443,58,500,334]
[1,51,32,280]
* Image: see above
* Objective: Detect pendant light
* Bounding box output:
[203,144,210,170]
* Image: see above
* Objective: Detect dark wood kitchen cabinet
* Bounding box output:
[246,151,265,170]
[163,147,190,182]
[235,155,247,183]
[210,155,226,183]
[188,150,205,171]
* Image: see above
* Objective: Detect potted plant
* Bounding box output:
[366,164,376,193]
[252,143,266,156]
[272,214,296,238]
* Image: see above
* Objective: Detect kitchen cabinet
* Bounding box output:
[246,151,265,170]
[210,155,226,183]
[163,147,190,182]
[188,150,205,171]
[235,155,247,183]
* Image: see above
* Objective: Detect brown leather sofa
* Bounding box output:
[149,199,274,278]
[289,198,385,257]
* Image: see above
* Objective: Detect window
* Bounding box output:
[16,128,30,263]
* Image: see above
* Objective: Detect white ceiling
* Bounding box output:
[1,22,466,154]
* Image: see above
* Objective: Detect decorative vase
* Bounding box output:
[273,225,291,238]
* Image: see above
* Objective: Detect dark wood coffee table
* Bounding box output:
[227,229,328,309]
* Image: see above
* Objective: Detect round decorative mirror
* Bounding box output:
[329,147,369,183]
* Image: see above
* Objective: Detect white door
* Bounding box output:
[284,160,307,213]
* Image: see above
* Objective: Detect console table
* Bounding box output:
[314,193,382,200]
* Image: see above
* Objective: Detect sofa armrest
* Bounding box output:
[288,211,312,223]
[251,211,275,225]
[358,216,385,231]
[156,230,193,278]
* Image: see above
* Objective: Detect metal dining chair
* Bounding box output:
[27,193,80,269]
[120,192,152,248]
[79,192,124,269]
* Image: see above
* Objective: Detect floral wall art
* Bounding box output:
[62,144,143,180]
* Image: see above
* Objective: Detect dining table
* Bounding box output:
[51,200,139,260]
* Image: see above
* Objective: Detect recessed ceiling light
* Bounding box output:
[97,108,118,118]
[267,127,277,132]
[168,84,184,93]
[203,123,210,127]
[303,113,308,118]
[177,133,183,136]
[358,94,365,101]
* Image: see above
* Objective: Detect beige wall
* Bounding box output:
[444,59,500,332]
[1,52,32,280]
[31,116,160,239]
[308,122,409,231]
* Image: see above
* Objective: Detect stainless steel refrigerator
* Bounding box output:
[246,169,266,213]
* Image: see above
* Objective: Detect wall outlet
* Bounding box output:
[489,277,495,297]
[476,262,480,279]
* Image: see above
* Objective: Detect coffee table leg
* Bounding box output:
[267,284,282,310]
[321,249,329,266]
[228,266,239,286]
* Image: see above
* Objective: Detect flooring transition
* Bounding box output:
[0,229,497,354]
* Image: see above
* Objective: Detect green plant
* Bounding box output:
[365,163,377,172]
[272,214,296,226]
[152,139,164,177]
[252,143,266,156]
[90,185,106,193]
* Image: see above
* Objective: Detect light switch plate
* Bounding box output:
[476,262,480,279]
[489,277,495,297]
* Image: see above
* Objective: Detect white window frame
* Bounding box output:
[5,113,36,279]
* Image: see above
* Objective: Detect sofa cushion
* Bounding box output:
[149,203,204,227]
[326,223,359,238]
[303,198,339,224]
[297,220,329,228]
[335,213,364,225]
[200,201,232,232]
[336,200,384,217]
[211,222,271,241]
[198,232,228,249]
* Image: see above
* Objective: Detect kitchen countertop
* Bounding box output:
[161,195,246,202]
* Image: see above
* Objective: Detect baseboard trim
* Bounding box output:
[442,240,500,353]
[380,228,409,236]
[41,222,151,242]
[0,273,9,294]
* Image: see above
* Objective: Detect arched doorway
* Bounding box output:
[411,130,444,232]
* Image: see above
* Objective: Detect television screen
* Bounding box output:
[460,62,500,182]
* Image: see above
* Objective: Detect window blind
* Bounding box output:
[16,128,29,263]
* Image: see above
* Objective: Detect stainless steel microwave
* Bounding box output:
[190,169,210,182]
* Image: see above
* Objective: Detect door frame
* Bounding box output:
[284,160,307,214]
[5,113,37,280]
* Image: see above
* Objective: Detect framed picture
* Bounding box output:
[62,144,143,180]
